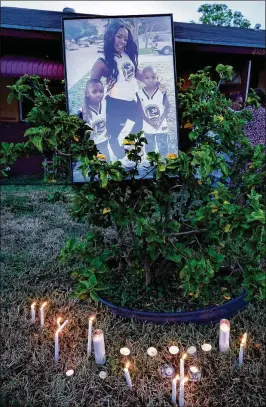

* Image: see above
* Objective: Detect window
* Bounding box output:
[220,70,241,85]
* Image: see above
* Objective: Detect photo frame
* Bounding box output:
[62,14,179,183]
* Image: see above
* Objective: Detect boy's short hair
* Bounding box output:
[230,93,242,102]
[86,79,103,87]
[142,66,157,75]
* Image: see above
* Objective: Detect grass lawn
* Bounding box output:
[1,185,265,407]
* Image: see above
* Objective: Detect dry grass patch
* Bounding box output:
[1,185,265,407]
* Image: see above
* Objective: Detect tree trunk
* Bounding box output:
[145,24,155,49]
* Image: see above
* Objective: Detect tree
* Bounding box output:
[190,3,251,28]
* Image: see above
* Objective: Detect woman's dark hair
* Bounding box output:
[103,21,138,89]
[254,88,266,107]
[82,79,103,122]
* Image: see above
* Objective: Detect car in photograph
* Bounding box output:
[152,33,173,55]
[77,37,90,47]
[97,41,104,53]
[68,40,79,51]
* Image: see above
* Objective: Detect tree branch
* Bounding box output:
[170,229,207,236]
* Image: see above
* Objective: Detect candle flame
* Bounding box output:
[57,317,62,324]
[89,315,95,321]
[182,353,187,360]
[174,375,180,381]
[41,301,47,309]
[31,302,36,306]
[183,376,189,384]
[125,361,130,369]
[241,333,247,345]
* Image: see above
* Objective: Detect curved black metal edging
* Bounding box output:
[99,292,248,324]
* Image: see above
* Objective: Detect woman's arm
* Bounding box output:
[90,59,109,80]
[135,68,145,83]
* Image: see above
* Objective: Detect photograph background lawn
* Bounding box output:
[1,185,265,407]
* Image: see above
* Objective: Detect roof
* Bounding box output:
[1,6,265,48]
[174,22,265,48]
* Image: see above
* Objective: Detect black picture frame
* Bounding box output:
[61,13,179,184]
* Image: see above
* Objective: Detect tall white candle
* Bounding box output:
[239,333,247,367]
[171,375,179,404]
[179,377,188,407]
[31,302,36,323]
[87,316,95,357]
[219,319,230,352]
[124,362,133,389]
[180,354,187,381]
[54,319,69,362]
[93,329,106,365]
[40,302,47,329]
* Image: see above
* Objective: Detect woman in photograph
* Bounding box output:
[90,21,144,159]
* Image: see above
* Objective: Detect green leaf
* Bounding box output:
[90,290,100,302]
[7,92,15,104]
[30,136,43,152]
[88,273,97,287]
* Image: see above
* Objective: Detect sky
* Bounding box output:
[1,0,265,29]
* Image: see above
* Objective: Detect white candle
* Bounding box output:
[201,343,212,353]
[179,377,188,407]
[54,319,68,362]
[66,369,74,377]
[147,347,158,357]
[239,333,247,367]
[186,346,197,357]
[171,375,179,404]
[87,316,95,357]
[93,329,106,365]
[31,302,36,323]
[120,347,131,356]
[169,346,179,355]
[219,319,230,352]
[40,302,47,329]
[180,354,187,381]
[124,362,133,389]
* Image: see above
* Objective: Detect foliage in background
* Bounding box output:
[2,66,265,309]
[190,3,251,28]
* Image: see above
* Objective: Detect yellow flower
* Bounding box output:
[97,153,107,161]
[217,116,224,122]
[102,207,111,214]
[166,153,178,160]
[223,201,230,205]
[48,179,57,183]
[184,122,193,129]
[213,190,219,199]
[223,295,231,300]
[74,136,79,142]
[224,224,231,233]
[212,207,218,213]
[219,242,225,248]
[197,180,202,185]
[123,139,135,145]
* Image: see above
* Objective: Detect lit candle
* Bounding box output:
[93,329,106,365]
[54,319,69,362]
[171,375,179,404]
[169,346,179,355]
[31,302,36,323]
[201,343,212,353]
[180,354,187,381]
[120,347,131,356]
[219,319,230,352]
[147,347,158,357]
[57,317,62,329]
[239,333,247,367]
[179,377,188,407]
[124,361,133,389]
[66,369,74,377]
[186,346,197,357]
[189,366,201,382]
[87,316,95,357]
[40,302,47,329]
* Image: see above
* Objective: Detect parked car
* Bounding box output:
[152,34,173,55]
[69,40,79,51]
[77,37,90,47]
[97,41,104,53]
